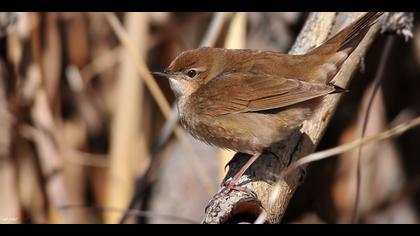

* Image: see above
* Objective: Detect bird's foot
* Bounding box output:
[217,179,257,198]
[220,180,249,194]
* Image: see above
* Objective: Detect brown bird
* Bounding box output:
[154,12,383,192]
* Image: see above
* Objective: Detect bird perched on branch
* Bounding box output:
[154,12,384,192]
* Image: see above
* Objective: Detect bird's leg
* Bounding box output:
[222,152,261,193]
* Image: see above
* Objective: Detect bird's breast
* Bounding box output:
[180,111,300,155]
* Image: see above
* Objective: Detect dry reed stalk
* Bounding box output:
[41,13,62,106]
[0,58,18,224]
[15,142,48,223]
[105,13,150,223]
[28,13,74,223]
[5,13,48,224]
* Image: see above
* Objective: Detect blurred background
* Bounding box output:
[0,12,419,224]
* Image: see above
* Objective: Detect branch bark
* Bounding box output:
[202,12,384,224]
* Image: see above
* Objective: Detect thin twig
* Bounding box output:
[256,115,420,224]
[352,35,395,224]
[267,116,420,213]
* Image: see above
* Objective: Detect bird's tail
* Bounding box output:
[310,12,384,56]
[306,12,384,84]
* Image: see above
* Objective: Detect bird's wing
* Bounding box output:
[191,72,338,116]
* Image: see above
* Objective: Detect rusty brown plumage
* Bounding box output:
[156,12,384,191]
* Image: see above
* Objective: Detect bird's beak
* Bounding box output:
[152,71,171,78]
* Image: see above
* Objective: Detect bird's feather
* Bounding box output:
[191,72,338,116]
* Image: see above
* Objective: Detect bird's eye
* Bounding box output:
[187,69,197,78]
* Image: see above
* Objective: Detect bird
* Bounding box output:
[153,12,384,192]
